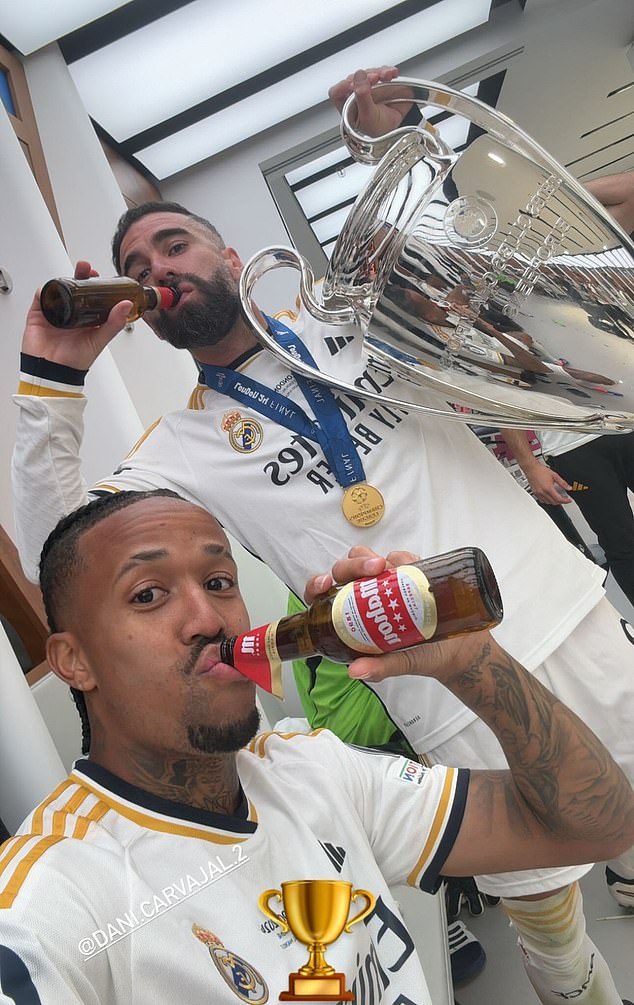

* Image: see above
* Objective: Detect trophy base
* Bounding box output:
[279,971,353,1001]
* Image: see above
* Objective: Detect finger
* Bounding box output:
[348,645,421,682]
[542,490,569,505]
[328,77,354,112]
[347,544,381,560]
[86,301,134,355]
[303,573,335,605]
[551,480,572,503]
[384,549,420,568]
[351,69,377,126]
[553,472,572,491]
[74,260,98,279]
[330,553,387,586]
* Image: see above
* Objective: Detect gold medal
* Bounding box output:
[342,482,385,527]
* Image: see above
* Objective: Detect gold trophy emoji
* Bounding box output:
[259,879,375,1000]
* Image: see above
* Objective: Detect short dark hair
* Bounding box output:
[111,201,225,273]
[39,489,184,753]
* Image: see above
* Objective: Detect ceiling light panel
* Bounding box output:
[135,0,493,178]
[0,1,129,56]
[67,0,415,142]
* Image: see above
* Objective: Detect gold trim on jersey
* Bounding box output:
[406,767,456,887]
[125,417,163,459]
[69,772,253,845]
[274,307,299,323]
[0,780,110,908]
[17,381,84,398]
[93,483,122,494]
[187,385,207,410]
[246,728,326,759]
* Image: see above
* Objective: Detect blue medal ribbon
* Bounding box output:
[198,314,366,488]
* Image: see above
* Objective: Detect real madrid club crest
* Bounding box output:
[193,923,268,1003]
[222,411,264,454]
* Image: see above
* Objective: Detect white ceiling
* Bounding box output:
[0,0,496,179]
[0,0,632,184]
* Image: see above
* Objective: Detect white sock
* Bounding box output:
[502,884,622,1005]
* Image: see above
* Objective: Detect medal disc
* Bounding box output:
[342,483,385,527]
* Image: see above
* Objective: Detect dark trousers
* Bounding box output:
[547,432,634,606]
[538,502,601,565]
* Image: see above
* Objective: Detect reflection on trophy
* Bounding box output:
[259,879,375,1001]
[240,78,634,438]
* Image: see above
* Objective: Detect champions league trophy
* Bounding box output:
[259,880,375,1000]
[240,79,634,434]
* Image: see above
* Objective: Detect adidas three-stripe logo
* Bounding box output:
[324,335,355,356]
[320,841,346,872]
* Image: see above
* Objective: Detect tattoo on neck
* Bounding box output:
[97,746,242,816]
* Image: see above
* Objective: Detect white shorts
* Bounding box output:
[425,597,634,897]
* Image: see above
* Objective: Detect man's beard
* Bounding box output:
[187,704,261,754]
[153,269,241,351]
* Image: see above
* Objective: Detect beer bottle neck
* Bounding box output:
[271,611,317,661]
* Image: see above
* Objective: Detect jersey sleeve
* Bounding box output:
[12,357,92,582]
[0,922,105,1004]
[260,731,469,894]
[341,743,469,893]
[12,356,197,582]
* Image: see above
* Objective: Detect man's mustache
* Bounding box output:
[181,633,228,676]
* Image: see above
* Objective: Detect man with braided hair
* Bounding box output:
[1,490,633,1005]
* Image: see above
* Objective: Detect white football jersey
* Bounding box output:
[0,730,468,1005]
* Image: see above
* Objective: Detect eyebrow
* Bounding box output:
[122,227,193,276]
[114,543,233,583]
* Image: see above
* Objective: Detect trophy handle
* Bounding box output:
[344,889,376,933]
[340,78,458,166]
[240,244,356,337]
[258,889,290,934]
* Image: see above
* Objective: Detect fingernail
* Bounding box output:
[349,664,372,680]
[313,575,331,593]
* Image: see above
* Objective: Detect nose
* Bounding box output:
[145,253,177,289]
[179,585,227,647]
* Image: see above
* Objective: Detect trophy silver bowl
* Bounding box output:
[240,78,634,432]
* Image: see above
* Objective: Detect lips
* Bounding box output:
[172,282,196,305]
[194,646,248,684]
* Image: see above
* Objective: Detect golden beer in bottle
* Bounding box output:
[40,276,179,328]
[220,547,503,695]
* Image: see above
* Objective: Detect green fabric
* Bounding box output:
[287,591,413,754]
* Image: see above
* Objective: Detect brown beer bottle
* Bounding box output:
[220,547,503,696]
[39,276,180,328]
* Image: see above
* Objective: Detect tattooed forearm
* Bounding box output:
[445,639,634,845]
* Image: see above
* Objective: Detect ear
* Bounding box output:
[223,246,244,279]
[45,632,97,693]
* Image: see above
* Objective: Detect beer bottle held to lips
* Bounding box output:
[220,547,503,697]
[39,276,180,328]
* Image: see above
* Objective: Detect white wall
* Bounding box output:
[0,44,298,807]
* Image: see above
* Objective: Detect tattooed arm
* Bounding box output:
[305,549,634,879]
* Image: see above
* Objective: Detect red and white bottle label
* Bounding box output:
[331,565,437,654]
[229,621,284,697]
